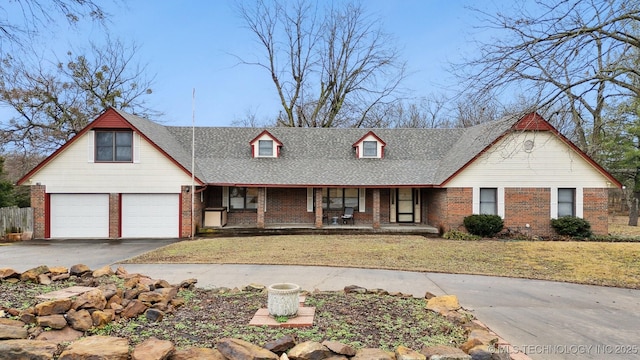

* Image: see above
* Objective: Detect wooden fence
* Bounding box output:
[0,207,33,234]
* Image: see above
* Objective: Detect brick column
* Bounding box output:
[180,186,192,238]
[446,188,473,232]
[257,187,265,228]
[30,185,46,239]
[372,189,380,229]
[109,194,120,238]
[315,188,323,228]
[583,188,608,235]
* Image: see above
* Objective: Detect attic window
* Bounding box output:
[363,141,377,157]
[259,140,273,156]
[95,130,133,162]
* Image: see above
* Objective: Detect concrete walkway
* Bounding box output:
[120,264,640,360]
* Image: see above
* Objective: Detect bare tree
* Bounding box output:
[0,0,109,51]
[454,0,640,156]
[236,0,406,128]
[0,38,155,155]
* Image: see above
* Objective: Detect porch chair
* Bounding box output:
[341,207,354,225]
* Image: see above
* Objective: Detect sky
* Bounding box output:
[2,0,505,128]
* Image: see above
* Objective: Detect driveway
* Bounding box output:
[0,238,178,272]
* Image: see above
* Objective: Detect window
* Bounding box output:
[96,131,132,162]
[479,188,497,215]
[363,141,377,157]
[558,188,575,217]
[322,188,359,210]
[258,140,273,156]
[229,187,258,210]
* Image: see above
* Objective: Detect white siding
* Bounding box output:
[445,132,611,188]
[26,132,193,193]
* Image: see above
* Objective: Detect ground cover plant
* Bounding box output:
[0,279,466,351]
[125,217,640,289]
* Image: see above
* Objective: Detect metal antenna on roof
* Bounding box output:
[191,88,196,239]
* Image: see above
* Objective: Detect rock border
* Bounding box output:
[0,265,530,360]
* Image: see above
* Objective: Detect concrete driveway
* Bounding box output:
[0,238,178,272]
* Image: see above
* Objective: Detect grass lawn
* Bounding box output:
[126,217,640,289]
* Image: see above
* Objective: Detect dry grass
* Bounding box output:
[126,233,640,289]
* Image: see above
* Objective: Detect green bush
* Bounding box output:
[463,214,504,237]
[551,216,592,238]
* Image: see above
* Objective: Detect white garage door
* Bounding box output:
[121,194,179,238]
[50,194,109,238]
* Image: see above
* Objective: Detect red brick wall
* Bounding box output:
[504,188,551,236]
[180,186,204,238]
[583,187,608,235]
[109,194,119,238]
[264,188,314,224]
[447,188,473,231]
[30,185,46,239]
[425,188,447,233]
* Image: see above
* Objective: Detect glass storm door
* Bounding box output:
[396,188,414,223]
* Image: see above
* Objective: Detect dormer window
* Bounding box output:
[353,131,385,159]
[363,141,377,157]
[250,130,282,158]
[259,140,273,156]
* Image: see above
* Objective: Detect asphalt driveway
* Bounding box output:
[0,238,179,272]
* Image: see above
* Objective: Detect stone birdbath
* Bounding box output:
[267,283,300,317]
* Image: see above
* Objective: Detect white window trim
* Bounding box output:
[473,187,504,218]
[551,187,582,218]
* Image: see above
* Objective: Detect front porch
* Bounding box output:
[198,223,440,237]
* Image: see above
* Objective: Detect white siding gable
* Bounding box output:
[26,131,192,193]
[445,132,611,189]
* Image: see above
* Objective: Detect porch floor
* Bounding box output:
[199,223,440,237]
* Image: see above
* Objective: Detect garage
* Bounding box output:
[121,194,179,238]
[50,194,110,238]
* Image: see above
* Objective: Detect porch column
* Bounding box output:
[257,187,265,228]
[373,189,381,229]
[315,188,323,228]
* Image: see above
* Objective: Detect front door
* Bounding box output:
[396,188,414,223]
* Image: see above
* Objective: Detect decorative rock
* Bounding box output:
[36,326,84,342]
[49,266,68,275]
[0,268,18,279]
[52,273,71,281]
[37,273,52,285]
[72,288,107,310]
[343,285,367,294]
[37,314,68,329]
[217,338,279,360]
[288,341,332,360]
[145,308,165,322]
[0,318,25,327]
[93,265,114,277]
[467,329,498,346]
[321,341,356,356]
[179,278,198,289]
[420,345,471,360]
[0,339,59,359]
[139,291,166,303]
[132,337,175,360]
[69,264,91,276]
[155,279,172,289]
[19,312,36,325]
[170,347,226,360]
[244,283,266,292]
[424,291,437,299]
[0,323,28,339]
[91,310,113,327]
[19,265,49,282]
[115,266,129,277]
[460,338,483,354]
[35,298,73,316]
[264,335,297,353]
[467,346,492,360]
[426,295,461,315]
[122,300,149,319]
[59,336,129,360]
[66,309,93,331]
[352,348,395,360]
[395,346,425,360]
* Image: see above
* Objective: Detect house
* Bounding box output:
[17,108,620,239]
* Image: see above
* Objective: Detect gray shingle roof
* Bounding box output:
[118,109,521,187]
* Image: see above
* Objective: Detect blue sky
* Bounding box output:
[3,0,504,127]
